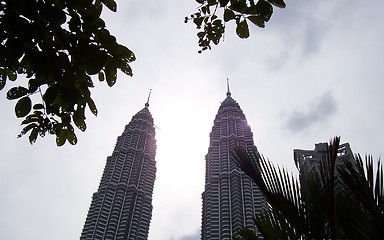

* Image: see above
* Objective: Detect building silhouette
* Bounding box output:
[201,84,266,240]
[294,141,354,190]
[80,95,157,240]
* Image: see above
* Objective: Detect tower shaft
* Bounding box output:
[201,95,265,240]
[80,107,157,240]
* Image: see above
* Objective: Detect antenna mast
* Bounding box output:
[226,78,231,97]
[145,89,152,107]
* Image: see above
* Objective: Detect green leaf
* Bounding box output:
[86,97,98,116]
[224,9,236,22]
[98,71,105,81]
[21,116,39,125]
[33,103,45,110]
[244,5,259,14]
[236,20,250,39]
[28,78,40,94]
[85,50,108,75]
[93,0,103,18]
[269,0,286,8]
[105,61,117,87]
[56,128,66,146]
[109,44,135,61]
[102,0,117,12]
[255,0,273,22]
[66,125,78,145]
[15,96,32,118]
[118,63,133,77]
[18,123,38,137]
[0,76,6,91]
[68,13,81,32]
[44,4,66,24]
[33,110,43,116]
[219,0,230,7]
[73,114,87,132]
[248,16,265,28]
[8,71,17,81]
[96,29,116,46]
[29,128,39,144]
[7,86,29,100]
[207,0,218,6]
[201,6,207,15]
[230,0,248,13]
[197,31,206,38]
[193,16,204,28]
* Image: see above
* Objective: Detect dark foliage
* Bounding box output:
[0,0,135,145]
[232,136,384,239]
[1,0,286,146]
[186,0,286,53]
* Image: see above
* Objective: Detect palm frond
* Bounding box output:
[300,173,327,239]
[232,136,383,240]
[232,147,305,237]
[318,136,340,238]
[237,209,299,240]
[337,154,384,239]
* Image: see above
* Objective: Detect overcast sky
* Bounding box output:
[1,1,384,240]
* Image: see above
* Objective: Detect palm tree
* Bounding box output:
[336,154,384,239]
[231,136,383,240]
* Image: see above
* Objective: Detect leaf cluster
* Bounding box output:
[232,136,384,240]
[0,0,135,145]
[186,0,286,53]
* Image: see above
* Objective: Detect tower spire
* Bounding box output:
[226,78,231,97]
[145,89,152,107]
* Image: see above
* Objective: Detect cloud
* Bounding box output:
[262,1,343,69]
[283,91,337,132]
[169,229,200,240]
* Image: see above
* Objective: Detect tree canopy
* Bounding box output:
[0,0,285,146]
[186,0,286,53]
[1,0,135,146]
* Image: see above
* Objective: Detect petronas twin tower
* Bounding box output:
[80,100,157,240]
[80,87,265,240]
[201,90,266,239]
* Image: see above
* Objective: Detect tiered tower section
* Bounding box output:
[80,104,157,240]
[201,91,266,240]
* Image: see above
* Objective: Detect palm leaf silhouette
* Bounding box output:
[230,136,384,239]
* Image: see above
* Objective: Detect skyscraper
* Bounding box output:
[80,96,157,240]
[201,85,266,240]
[294,141,355,190]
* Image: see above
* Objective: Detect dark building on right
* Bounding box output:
[294,141,355,189]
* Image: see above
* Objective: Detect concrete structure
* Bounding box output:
[201,87,266,240]
[294,141,354,189]
[80,99,157,240]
